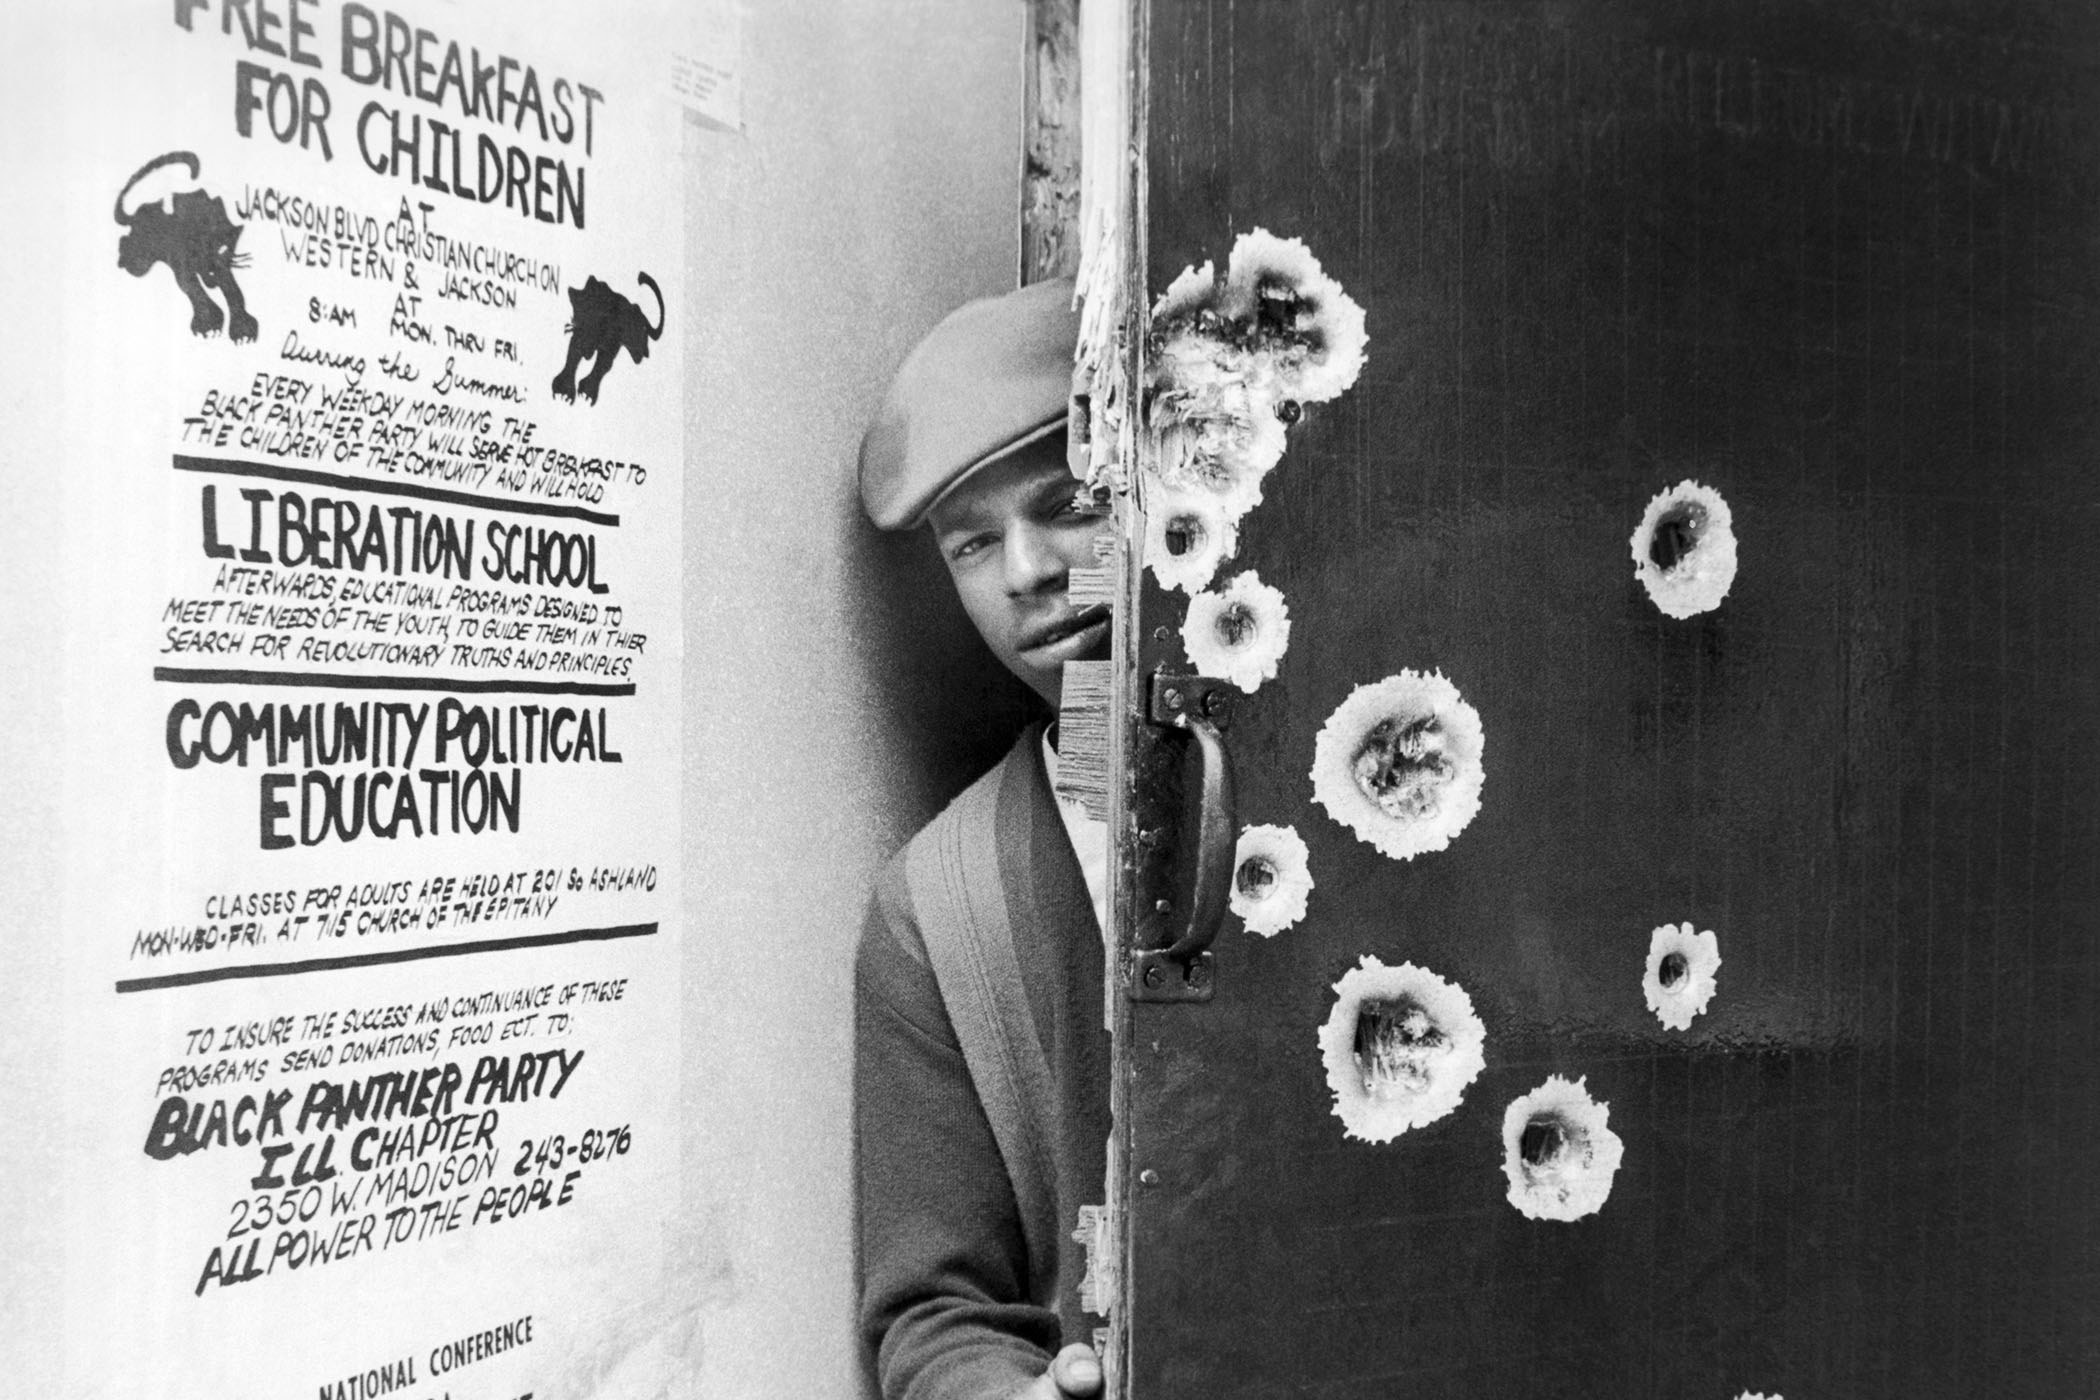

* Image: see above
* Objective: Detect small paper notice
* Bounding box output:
[668,4,744,131]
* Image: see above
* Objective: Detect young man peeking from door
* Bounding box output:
[855,278,1112,1400]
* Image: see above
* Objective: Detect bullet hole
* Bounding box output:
[1500,1075,1624,1221]
[1519,1113,1571,1168]
[1631,480,1738,619]
[1311,671,1486,860]
[1220,229,1371,405]
[1275,399,1302,424]
[1235,855,1276,899]
[1182,571,1292,692]
[1353,996,1448,1098]
[1319,956,1486,1142]
[1145,487,1236,594]
[1165,515,1202,557]
[1352,716,1454,820]
[1643,921,1721,1032]
[1229,823,1314,936]
[1647,501,1707,571]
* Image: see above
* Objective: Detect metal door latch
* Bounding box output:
[1128,673,1237,1003]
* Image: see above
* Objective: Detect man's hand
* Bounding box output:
[1013,1343,1103,1399]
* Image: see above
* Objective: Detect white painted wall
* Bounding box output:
[673,4,1030,1396]
[0,3,1027,1395]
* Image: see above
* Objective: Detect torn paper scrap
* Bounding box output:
[1631,479,1738,618]
[1642,921,1721,1031]
[1229,823,1313,937]
[1500,1075,1624,1221]
[1318,956,1486,1143]
[1310,671,1485,860]
[1181,571,1291,693]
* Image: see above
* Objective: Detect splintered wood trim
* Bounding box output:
[1055,661,1112,821]
[1022,0,1082,284]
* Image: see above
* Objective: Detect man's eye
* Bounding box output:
[950,534,995,561]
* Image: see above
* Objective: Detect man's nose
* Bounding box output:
[1003,519,1068,597]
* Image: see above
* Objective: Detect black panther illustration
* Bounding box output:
[114,151,258,343]
[551,273,664,405]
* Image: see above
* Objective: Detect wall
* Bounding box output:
[674,4,1032,1396]
[0,4,1027,1395]
[0,26,71,1394]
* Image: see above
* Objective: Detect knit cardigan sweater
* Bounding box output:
[855,726,1112,1400]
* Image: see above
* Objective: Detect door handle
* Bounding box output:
[1131,674,1237,1002]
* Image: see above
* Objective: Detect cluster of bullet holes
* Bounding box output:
[1142,232,1368,946]
[1632,479,1738,618]
[1126,239,1754,1239]
[1310,670,1485,860]
[1141,228,1366,558]
[1319,957,1485,1142]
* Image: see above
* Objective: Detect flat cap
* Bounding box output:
[860,276,1080,530]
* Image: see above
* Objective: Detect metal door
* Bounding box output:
[1099,3,2100,1396]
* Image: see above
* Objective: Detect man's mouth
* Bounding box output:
[1020,603,1112,654]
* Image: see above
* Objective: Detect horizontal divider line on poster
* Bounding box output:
[172,454,622,528]
[114,922,659,994]
[152,667,636,697]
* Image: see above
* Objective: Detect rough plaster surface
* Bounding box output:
[678,4,1027,1397]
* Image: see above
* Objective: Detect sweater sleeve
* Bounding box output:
[855,869,1059,1400]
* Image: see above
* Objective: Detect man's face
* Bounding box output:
[928,434,1112,709]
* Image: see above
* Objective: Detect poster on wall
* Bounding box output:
[54,4,686,1396]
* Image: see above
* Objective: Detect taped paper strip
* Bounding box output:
[1318,956,1486,1143]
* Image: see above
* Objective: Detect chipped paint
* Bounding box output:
[1643,921,1722,1031]
[1229,823,1314,936]
[1181,571,1292,692]
[1631,479,1739,618]
[1500,1075,1624,1221]
[1310,671,1485,860]
[1318,956,1486,1142]
[1073,1203,1116,1318]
